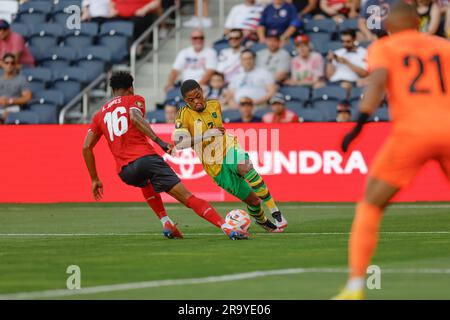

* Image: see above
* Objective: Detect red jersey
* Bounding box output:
[262,109,299,123]
[113,0,154,18]
[89,95,157,173]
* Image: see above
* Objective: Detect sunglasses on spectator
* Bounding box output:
[191,36,204,40]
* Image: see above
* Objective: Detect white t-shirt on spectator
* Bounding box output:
[330,47,368,82]
[172,46,218,82]
[82,0,110,18]
[224,3,264,31]
[229,67,274,104]
[217,47,242,83]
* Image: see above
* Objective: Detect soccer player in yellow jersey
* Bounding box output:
[173,80,288,232]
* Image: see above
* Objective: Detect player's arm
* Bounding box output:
[82,130,103,201]
[173,127,224,150]
[341,68,387,152]
[129,108,174,154]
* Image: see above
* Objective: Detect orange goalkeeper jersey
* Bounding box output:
[367,30,450,135]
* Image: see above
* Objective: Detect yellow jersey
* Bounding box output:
[174,100,236,177]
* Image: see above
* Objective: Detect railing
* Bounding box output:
[130,4,181,94]
[59,73,107,124]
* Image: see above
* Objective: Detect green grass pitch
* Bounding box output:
[0,202,449,300]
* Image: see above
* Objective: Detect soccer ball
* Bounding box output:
[225,209,251,233]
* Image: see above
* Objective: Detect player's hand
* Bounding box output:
[92,179,103,201]
[216,127,226,134]
[166,143,176,156]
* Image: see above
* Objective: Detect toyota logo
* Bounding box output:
[163,149,207,179]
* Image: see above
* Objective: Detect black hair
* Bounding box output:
[229,28,243,37]
[180,79,201,97]
[3,53,15,62]
[241,48,256,58]
[341,28,357,39]
[109,71,134,91]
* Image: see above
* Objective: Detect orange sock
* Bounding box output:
[349,202,383,278]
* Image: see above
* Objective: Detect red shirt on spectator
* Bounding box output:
[113,0,152,18]
[0,32,35,67]
[262,109,299,123]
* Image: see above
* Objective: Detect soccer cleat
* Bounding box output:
[162,221,183,239]
[272,211,288,229]
[331,288,365,300]
[222,227,249,240]
[255,218,284,233]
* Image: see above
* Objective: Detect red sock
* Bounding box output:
[142,184,167,219]
[186,195,225,228]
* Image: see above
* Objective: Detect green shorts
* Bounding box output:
[213,145,252,201]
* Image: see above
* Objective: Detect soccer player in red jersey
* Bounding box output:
[82,71,248,240]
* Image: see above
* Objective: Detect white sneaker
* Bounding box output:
[199,17,212,28]
[183,16,201,28]
[272,211,288,229]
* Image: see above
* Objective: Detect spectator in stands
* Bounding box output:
[257,0,302,45]
[348,0,361,18]
[110,0,162,39]
[224,0,265,42]
[165,29,217,92]
[81,0,111,24]
[256,29,291,84]
[289,0,321,19]
[262,93,299,123]
[316,0,352,23]
[183,0,213,28]
[335,100,352,122]
[0,20,34,68]
[284,34,325,87]
[358,0,395,41]
[0,54,32,124]
[205,72,228,106]
[325,29,368,90]
[164,100,178,123]
[217,29,245,83]
[225,49,277,109]
[415,0,442,35]
[235,97,262,123]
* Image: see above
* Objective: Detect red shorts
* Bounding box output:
[369,132,450,187]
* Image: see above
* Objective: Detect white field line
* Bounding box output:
[0,231,449,237]
[1,267,450,300]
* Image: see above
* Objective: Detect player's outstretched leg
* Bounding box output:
[141,184,183,239]
[244,192,282,233]
[333,178,399,300]
[167,182,248,240]
[238,163,288,229]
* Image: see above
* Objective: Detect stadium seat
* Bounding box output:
[10,22,30,39]
[312,86,347,102]
[279,86,311,102]
[5,110,40,124]
[76,46,111,81]
[27,45,44,62]
[323,41,342,54]
[250,42,267,52]
[222,110,241,123]
[339,18,358,32]
[372,107,390,122]
[146,110,166,124]
[297,108,325,122]
[165,87,182,102]
[98,35,129,63]
[349,87,364,101]
[28,33,58,53]
[100,21,134,38]
[51,79,82,103]
[40,46,78,69]
[31,89,65,108]
[213,39,230,54]
[22,67,52,92]
[253,107,271,119]
[307,32,331,54]
[359,41,372,48]
[29,103,59,124]
[304,19,337,34]
[63,22,98,50]
[54,67,88,84]
[283,41,296,56]
[17,1,52,30]
[313,100,338,121]
[51,0,82,26]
